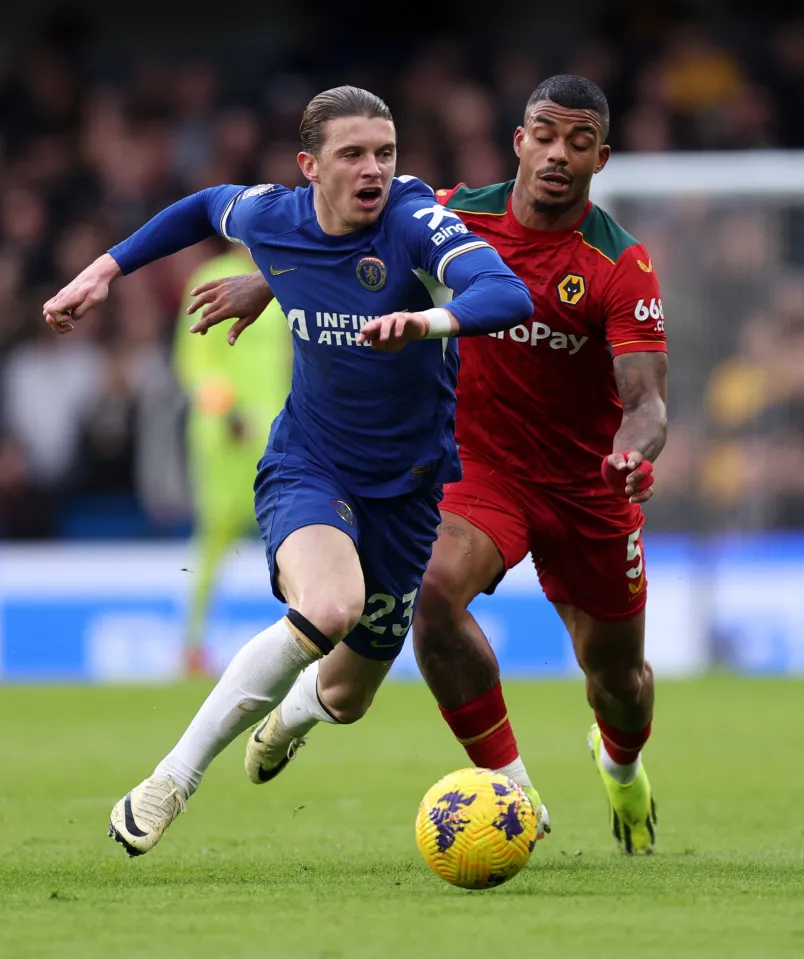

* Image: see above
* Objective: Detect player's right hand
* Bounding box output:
[187,272,275,346]
[43,253,121,334]
[357,312,429,351]
[601,451,655,504]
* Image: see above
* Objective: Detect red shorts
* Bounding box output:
[441,449,648,621]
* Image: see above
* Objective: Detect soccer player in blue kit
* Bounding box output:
[43,86,534,857]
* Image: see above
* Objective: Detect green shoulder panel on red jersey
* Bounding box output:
[576,205,640,265]
[443,180,515,215]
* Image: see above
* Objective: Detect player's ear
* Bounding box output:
[594,144,611,175]
[513,126,525,158]
[298,151,318,183]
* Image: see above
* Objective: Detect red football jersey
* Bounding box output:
[438,181,667,491]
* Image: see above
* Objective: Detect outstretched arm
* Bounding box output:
[603,351,669,504]
[43,186,245,332]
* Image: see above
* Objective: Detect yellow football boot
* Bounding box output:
[588,723,656,854]
[523,786,552,841]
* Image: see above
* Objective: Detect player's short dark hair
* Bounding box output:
[300,85,394,154]
[525,75,610,139]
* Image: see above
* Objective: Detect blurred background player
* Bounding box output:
[195,75,666,854]
[174,243,291,677]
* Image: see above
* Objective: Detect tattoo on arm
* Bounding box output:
[612,351,668,462]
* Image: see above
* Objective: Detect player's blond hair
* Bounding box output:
[300,86,393,154]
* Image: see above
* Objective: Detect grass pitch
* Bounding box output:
[0,677,802,958]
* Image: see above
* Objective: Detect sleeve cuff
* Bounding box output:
[610,340,667,357]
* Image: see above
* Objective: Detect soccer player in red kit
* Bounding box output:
[413,75,667,853]
[182,75,667,853]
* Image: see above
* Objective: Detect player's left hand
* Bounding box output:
[356,312,429,351]
[187,273,275,345]
[601,450,655,504]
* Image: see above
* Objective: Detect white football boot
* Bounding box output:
[245,707,306,784]
[108,775,187,857]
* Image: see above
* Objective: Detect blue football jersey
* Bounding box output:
[217,176,495,497]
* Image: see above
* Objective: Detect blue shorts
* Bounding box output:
[254,451,442,661]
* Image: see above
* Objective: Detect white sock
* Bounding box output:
[495,756,533,789]
[600,740,641,785]
[154,617,321,795]
[279,661,339,737]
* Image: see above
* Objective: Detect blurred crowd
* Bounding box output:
[624,197,804,533]
[1,3,804,537]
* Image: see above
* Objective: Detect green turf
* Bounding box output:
[1,677,803,958]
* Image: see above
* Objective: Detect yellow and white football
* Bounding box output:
[415,767,537,889]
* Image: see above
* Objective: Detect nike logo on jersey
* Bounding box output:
[269,265,298,275]
[370,637,402,649]
[637,258,653,273]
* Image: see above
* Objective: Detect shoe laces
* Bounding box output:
[136,778,187,830]
[287,738,306,762]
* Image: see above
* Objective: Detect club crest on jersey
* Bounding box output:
[356,257,387,292]
[557,273,586,306]
[331,499,355,526]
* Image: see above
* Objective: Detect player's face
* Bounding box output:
[299,116,397,234]
[514,101,610,214]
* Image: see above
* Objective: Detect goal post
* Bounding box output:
[592,150,804,202]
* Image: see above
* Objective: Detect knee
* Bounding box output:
[296,594,364,645]
[319,683,376,724]
[590,664,646,707]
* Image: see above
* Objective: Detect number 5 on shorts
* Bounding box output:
[626,528,643,580]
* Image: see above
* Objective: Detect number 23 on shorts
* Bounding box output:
[360,589,419,646]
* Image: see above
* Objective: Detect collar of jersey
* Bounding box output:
[505,196,592,242]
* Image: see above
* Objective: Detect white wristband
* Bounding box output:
[422,308,454,339]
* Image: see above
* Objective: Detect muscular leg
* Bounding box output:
[316,643,393,722]
[413,513,539,791]
[554,604,654,733]
[276,489,448,743]
[155,524,365,795]
[278,640,395,741]
[555,602,654,802]
[555,602,657,851]
[270,512,506,747]
[413,512,505,707]
[278,505,408,729]
[276,524,365,642]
